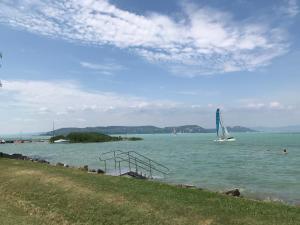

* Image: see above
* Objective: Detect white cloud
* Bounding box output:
[2,80,177,114]
[80,61,125,75]
[281,0,299,17]
[241,100,287,110]
[0,80,300,133]
[176,90,219,97]
[38,107,51,114]
[269,101,283,109]
[0,0,291,76]
[0,79,185,132]
[246,103,265,109]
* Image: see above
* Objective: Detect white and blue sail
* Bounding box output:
[215,108,235,142]
[216,108,221,137]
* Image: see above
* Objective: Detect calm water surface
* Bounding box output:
[1,133,299,205]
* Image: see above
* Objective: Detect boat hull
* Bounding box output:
[214,137,236,142]
[53,139,69,144]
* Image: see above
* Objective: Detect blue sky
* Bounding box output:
[0,0,299,133]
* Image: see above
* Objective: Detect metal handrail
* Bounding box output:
[116,152,169,175]
[118,154,168,175]
[100,154,168,176]
[99,150,123,172]
[99,150,123,160]
[112,156,159,178]
[120,151,169,173]
[99,150,169,178]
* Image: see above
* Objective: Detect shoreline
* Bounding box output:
[1,151,298,207]
[0,156,299,225]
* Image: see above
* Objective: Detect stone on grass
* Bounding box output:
[97,169,105,174]
[225,189,241,197]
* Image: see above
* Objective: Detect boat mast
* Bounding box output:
[52,121,55,138]
[216,108,220,138]
[0,52,3,87]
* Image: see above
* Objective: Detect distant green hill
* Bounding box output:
[44,125,255,136]
[227,126,256,133]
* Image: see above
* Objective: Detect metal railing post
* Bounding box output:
[118,161,121,175]
[149,159,152,178]
[128,152,131,172]
[135,158,138,173]
[114,151,117,170]
[104,160,107,172]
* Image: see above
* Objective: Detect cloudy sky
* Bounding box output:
[0,0,299,133]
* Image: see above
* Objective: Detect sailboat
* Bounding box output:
[173,128,177,135]
[52,121,69,144]
[215,108,235,142]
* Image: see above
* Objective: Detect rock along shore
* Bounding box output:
[0,152,105,174]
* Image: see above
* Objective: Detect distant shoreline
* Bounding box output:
[42,125,256,136]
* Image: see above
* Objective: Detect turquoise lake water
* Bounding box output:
[1,132,299,205]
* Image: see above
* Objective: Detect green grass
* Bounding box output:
[0,158,299,225]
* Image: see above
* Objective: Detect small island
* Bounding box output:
[50,132,143,143]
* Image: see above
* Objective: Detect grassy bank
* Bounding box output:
[0,158,299,225]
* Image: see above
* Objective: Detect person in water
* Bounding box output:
[283,149,288,154]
